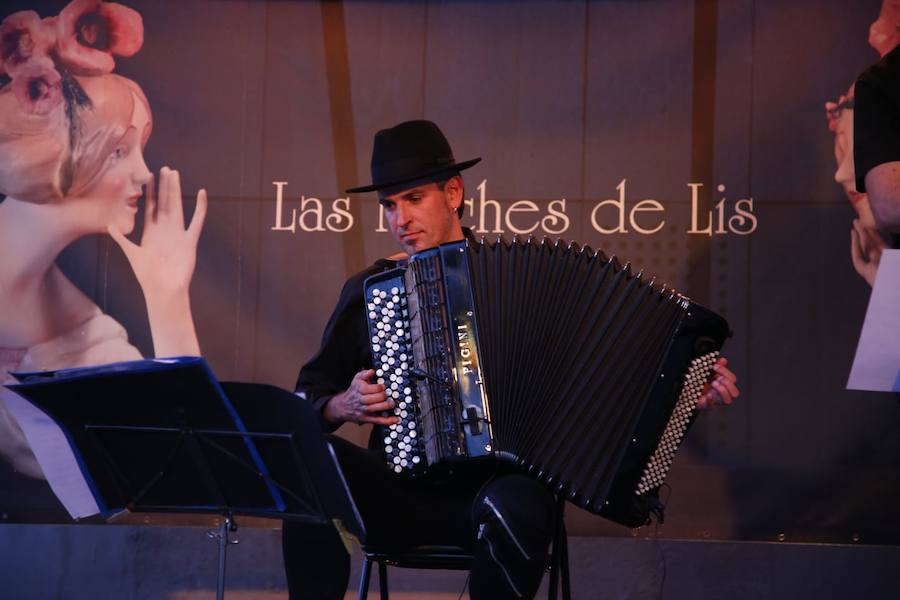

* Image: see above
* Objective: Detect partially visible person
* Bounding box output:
[0,1,206,480]
[855,1,900,236]
[826,86,888,286]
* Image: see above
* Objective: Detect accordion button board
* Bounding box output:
[365,277,427,475]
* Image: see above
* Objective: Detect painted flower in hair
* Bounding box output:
[0,10,57,79]
[56,0,143,76]
[10,55,63,115]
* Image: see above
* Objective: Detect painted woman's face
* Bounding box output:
[72,96,152,235]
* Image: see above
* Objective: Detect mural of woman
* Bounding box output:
[0,1,206,480]
[826,87,888,287]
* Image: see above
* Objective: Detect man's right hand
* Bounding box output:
[323,369,400,426]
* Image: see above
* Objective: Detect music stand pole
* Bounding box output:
[208,512,239,600]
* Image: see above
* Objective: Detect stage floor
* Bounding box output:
[2,524,898,599]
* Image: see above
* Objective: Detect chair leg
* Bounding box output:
[358,557,373,600]
[549,551,559,600]
[548,495,568,600]
[559,524,571,600]
[378,561,389,600]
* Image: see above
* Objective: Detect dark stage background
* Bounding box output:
[1,0,898,547]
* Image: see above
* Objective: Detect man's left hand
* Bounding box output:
[697,357,739,409]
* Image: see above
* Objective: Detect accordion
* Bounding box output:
[364,237,729,526]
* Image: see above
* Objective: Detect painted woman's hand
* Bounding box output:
[108,166,207,298]
[108,166,207,356]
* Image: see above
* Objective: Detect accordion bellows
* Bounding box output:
[364,236,729,525]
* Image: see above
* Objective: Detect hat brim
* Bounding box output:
[345,157,482,194]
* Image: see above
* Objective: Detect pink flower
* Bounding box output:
[0,10,57,79]
[11,55,63,115]
[56,0,143,76]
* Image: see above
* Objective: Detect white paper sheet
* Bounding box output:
[847,249,900,392]
[0,388,100,519]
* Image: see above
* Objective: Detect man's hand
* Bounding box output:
[697,357,739,409]
[323,369,400,426]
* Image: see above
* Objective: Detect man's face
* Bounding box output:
[379,178,464,254]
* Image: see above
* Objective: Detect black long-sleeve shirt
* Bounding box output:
[294,257,399,437]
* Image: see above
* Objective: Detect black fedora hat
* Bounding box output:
[346,120,481,193]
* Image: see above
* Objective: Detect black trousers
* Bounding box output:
[282,436,557,600]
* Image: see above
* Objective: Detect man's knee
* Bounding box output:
[472,474,556,568]
[470,475,556,599]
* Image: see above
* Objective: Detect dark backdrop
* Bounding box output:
[2,0,897,546]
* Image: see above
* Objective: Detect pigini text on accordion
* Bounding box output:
[363,236,730,526]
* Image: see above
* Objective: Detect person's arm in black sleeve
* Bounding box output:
[855,50,900,232]
[295,262,399,431]
[295,273,371,431]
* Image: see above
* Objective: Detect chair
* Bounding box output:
[357,495,571,600]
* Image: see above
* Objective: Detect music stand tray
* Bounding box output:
[6,357,364,599]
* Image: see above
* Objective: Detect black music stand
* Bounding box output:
[6,357,364,600]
